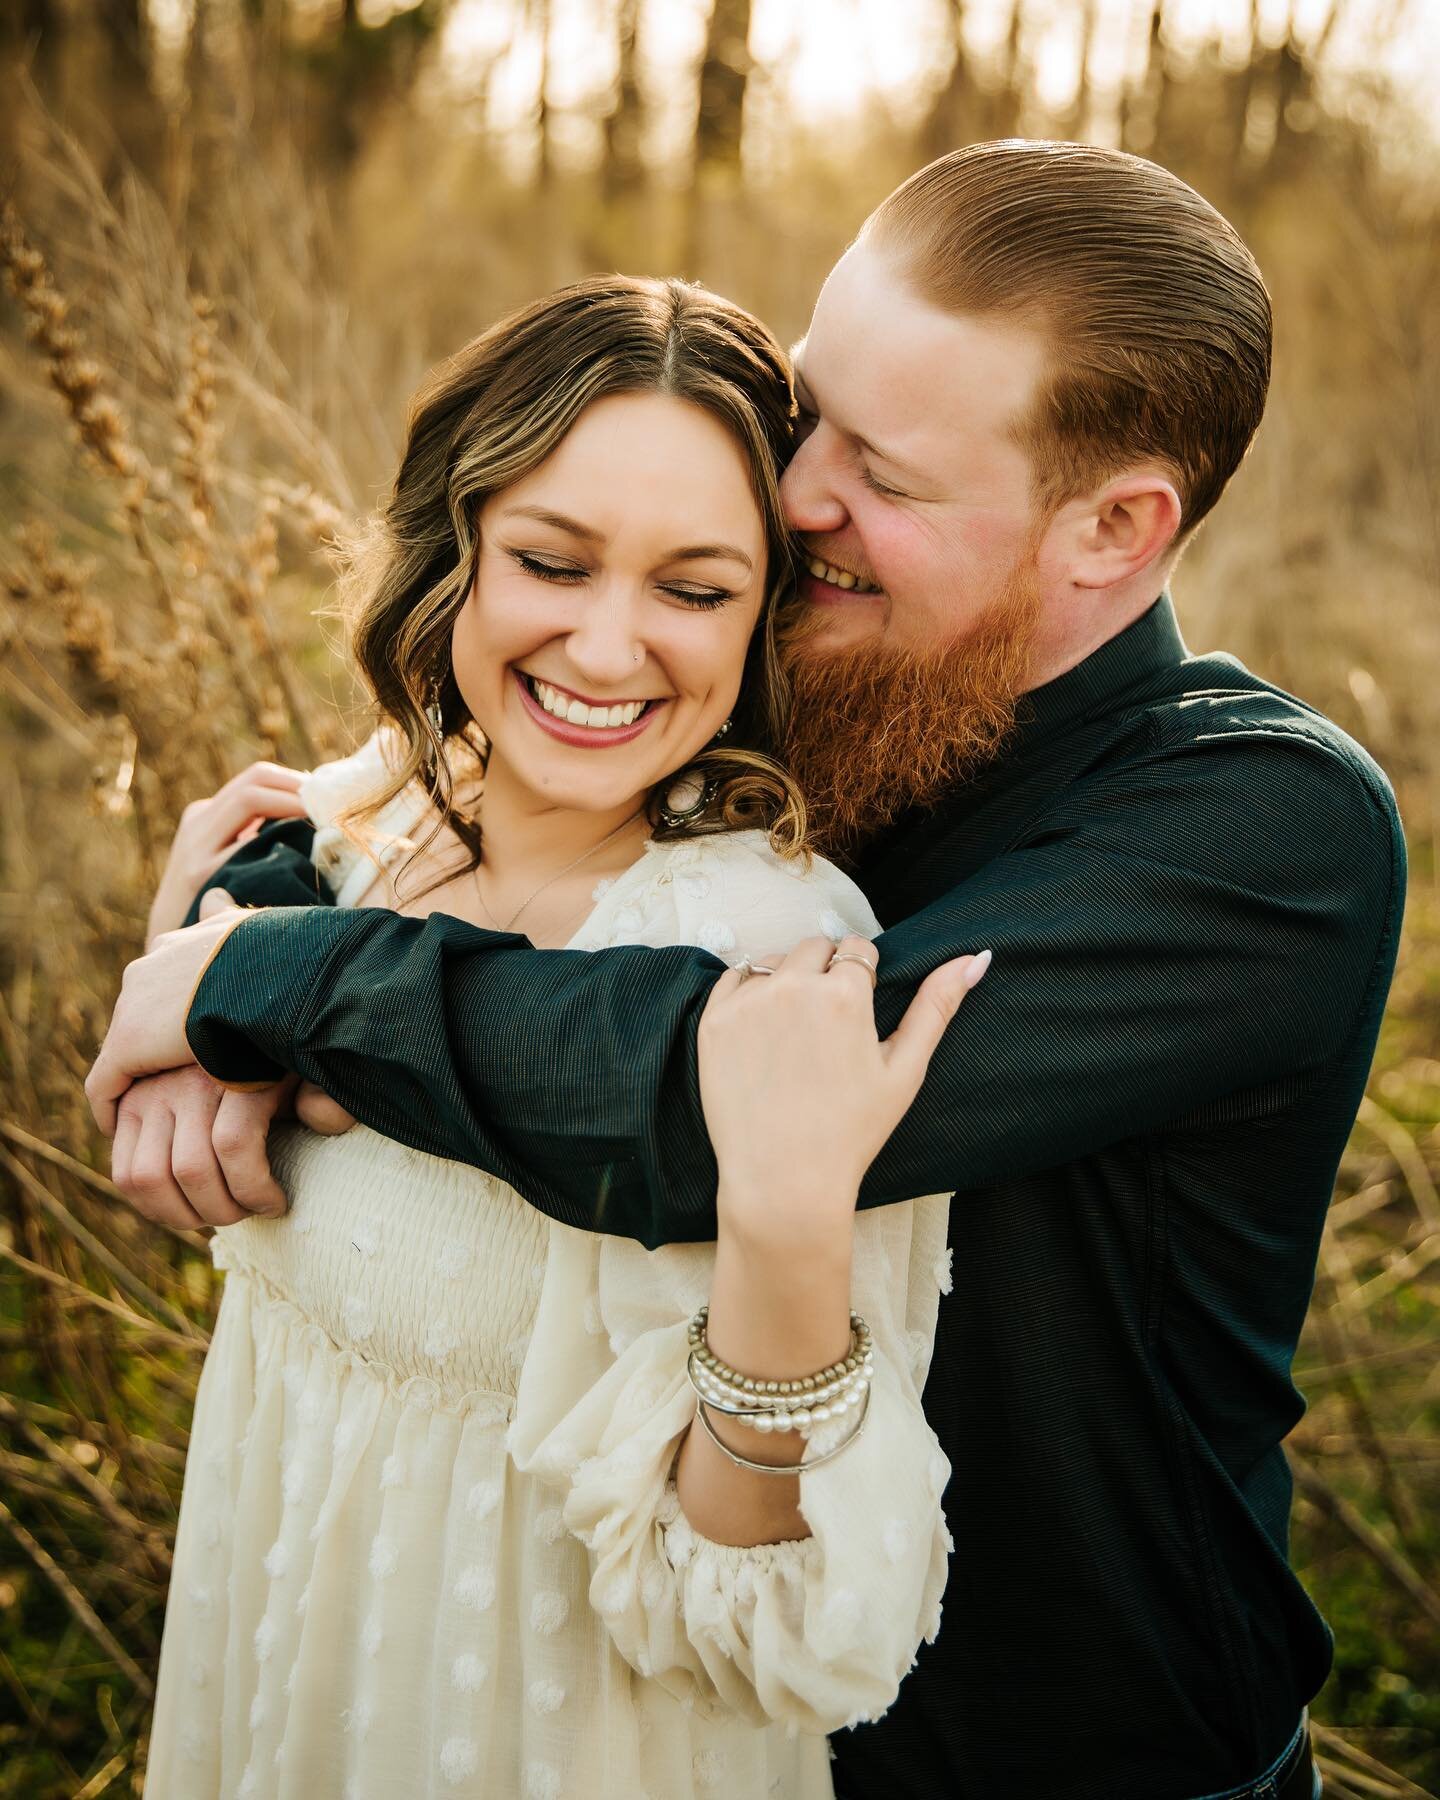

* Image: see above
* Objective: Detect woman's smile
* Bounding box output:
[511,667,670,748]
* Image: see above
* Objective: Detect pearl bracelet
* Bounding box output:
[685,1305,874,1438]
[694,1385,872,1474]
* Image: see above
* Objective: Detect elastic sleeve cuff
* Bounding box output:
[185,906,387,1083]
[511,1306,950,1732]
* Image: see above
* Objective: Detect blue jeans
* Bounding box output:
[1187,1712,1321,1800]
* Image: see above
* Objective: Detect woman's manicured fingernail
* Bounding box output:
[963,949,993,990]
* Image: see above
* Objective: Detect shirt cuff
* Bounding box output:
[184,905,382,1085]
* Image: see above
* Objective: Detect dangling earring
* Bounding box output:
[423,669,445,777]
[709,716,733,745]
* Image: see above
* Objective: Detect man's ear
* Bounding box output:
[1067,474,1183,590]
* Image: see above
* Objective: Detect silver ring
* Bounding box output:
[735,956,778,980]
[828,950,879,988]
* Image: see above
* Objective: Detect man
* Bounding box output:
[88,142,1403,1800]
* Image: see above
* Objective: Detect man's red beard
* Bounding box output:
[777,558,1044,861]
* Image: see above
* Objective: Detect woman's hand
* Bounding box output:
[145,760,311,948]
[678,934,988,1545]
[111,1064,303,1230]
[698,934,990,1249]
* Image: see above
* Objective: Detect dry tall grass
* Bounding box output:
[0,10,1437,1795]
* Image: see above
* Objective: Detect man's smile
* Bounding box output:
[803,554,884,596]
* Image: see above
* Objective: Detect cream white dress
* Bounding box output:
[144,729,955,1800]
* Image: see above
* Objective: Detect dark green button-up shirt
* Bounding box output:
[184,595,1405,1800]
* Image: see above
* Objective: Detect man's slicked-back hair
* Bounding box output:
[862,140,1272,535]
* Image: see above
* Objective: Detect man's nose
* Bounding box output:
[565,590,648,690]
[779,429,849,535]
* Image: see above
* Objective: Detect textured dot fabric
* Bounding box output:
[185,595,1407,1800]
[149,736,954,1799]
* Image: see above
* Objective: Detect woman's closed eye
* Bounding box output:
[661,584,732,610]
[509,549,734,609]
[510,549,586,584]
[858,462,907,501]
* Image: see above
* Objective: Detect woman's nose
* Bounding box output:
[564,590,648,691]
[779,427,849,536]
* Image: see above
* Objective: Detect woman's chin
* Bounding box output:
[494,754,657,820]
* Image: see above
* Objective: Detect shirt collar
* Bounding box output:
[1015,590,1189,743]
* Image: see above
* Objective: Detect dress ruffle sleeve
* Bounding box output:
[297,724,432,907]
[507,832,954,1733]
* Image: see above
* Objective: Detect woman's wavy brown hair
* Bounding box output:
[328,274,809,897]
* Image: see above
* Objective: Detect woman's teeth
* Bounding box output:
[806,557,881,594]
[527,676,650,729]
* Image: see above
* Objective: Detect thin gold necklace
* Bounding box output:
[470,808,647,934]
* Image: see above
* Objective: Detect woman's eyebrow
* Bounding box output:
[501,505,606,541]
[502,506,752,573]
[668,544,754,572]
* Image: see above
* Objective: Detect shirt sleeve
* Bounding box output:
[179,816,333,928]
[185,727,1405,1247]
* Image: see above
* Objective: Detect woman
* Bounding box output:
[135,276,979,1798]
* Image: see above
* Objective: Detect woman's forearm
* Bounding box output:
[673,1185,856,1547]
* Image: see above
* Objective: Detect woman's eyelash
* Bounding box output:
[859,464,904,500]
[665,588,730,610]
[510,551,730,609]
[511,551,585,583]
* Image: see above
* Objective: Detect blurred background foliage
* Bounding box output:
[0,1,1437,1795]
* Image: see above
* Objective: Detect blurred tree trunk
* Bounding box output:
[1234,0,1269,159]
[1149,2,1176,154]
[97,0,145,85]
[1063,0,1099,140]
[604,0,646,200]
[532,0,555,188]
[991,0,1025,140]
[920,1,973,159]
[1266,24,1313,173]
[89,0,163,182]
[694,0,752,187]
[1,1,61,161]
[683,0,752,278]
[297,0,447,177]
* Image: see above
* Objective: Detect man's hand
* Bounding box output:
[112,1065,299,1228]
[86,889,257,1136]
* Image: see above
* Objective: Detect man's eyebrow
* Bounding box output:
[501,506,751,572]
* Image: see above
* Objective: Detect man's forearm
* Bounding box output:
[186,906,728,1246]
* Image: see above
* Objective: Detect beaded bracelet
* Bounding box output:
[694,1385,872,1475]
[685,1305,874,1438]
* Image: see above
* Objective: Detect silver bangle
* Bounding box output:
[693,1386,871,1474]
[687,1351,872,1434]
